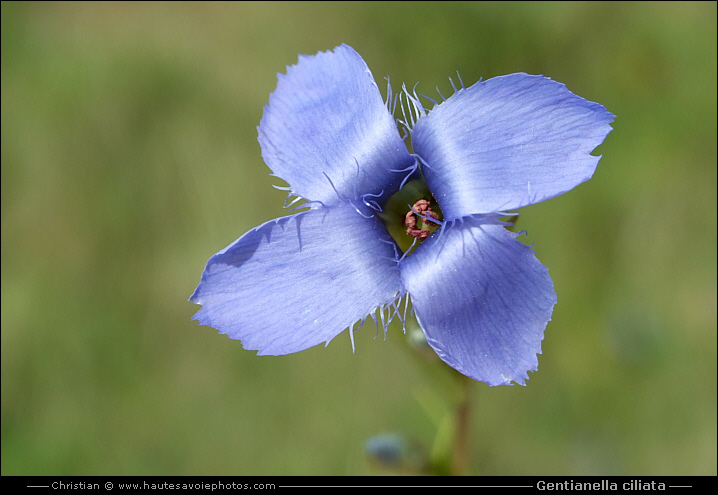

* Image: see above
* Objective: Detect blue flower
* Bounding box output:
[190,44,614,386]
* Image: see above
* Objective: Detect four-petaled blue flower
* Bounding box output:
[190,44,614,386]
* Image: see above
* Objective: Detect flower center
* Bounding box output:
[404,199,441,241]
[379,178,443,254]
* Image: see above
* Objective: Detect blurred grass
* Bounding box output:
[1,1,715,475]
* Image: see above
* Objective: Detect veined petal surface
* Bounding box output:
[412,73,614,220]
[190,203,402,355]
[399,217,557,385]
[258,44,414,205]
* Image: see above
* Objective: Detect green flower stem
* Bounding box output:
[450,372,474,476]
[405,320,477,475]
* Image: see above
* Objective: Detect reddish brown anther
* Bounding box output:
[405,199,441,241]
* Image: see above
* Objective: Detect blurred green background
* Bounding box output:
[2,1,715,476]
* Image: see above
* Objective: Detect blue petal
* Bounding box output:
[258,44,414,206]
[190,203,403,355]
[411,73,614,220]
[399,216,557,385]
